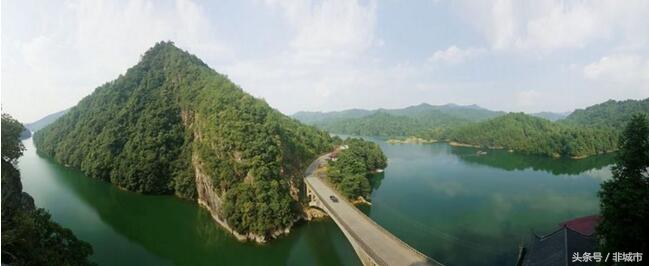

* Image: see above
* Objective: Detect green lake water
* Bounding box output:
[17,138,613,265]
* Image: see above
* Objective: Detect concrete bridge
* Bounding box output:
[304,154,443,266]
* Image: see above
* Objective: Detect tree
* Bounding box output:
[327,138,387,200]
[1,114,26,164]
[598,113,649,256]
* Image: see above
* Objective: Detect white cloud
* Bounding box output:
[222,0,382,113]
[2,0,648,122]
[428,46,485,64]
[264,0,378,65]
[2,0,231,122]
[583,54,649,86]
[456,0,649,51]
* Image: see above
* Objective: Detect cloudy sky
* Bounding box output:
[2,0,649,122]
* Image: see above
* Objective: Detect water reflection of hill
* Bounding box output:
[450,147,615,176]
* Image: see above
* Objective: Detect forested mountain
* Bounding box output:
[25,109,69,132]
[295,103,503,137]
[317,111,469,138]
[294,103,503,124]
[2,114,94,265]
[436,99,648,158]
[384,103,503,121]
[529,111,570,121]
[34,42,335,241]
[443,113,618,158]
[560,98,649,128]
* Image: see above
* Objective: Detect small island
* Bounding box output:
[325,138,387,205]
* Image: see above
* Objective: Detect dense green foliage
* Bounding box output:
[2,114,26,163]
[444,99,649,158]
[327,138,387,200]
[34,42,334,237]
[444,113,618,158]
[385,103,503,121]
[317,112,442,137]
[221,180,296,235]
[597,114,649,257]
[2,114,94,265]
[561,98,649,128]
[294,103,503,138]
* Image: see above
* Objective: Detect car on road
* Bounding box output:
[330,195,338,202]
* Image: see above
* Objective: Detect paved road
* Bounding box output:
[304,154,442,266]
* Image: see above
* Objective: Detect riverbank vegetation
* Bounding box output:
[327,138,387,200]
[33,42,335,240]
[2,114,94,265]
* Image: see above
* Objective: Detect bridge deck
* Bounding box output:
[305,174,442,266]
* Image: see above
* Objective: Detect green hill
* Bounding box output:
[444,113,618,158]
[295,103,503,137]
[34,42,335,241]
[383,103,503,121]
[560,98,649,128]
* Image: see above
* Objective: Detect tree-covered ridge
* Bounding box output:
[315,110,475,139]
[443,113,618,158]
[34,41,334,238]
[560,98,649,128]
[2,114,94,265]
[443,99,649,158]
[293,103,504,138]
[327,138,387,200]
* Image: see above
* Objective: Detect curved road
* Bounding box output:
[305,154,442,266]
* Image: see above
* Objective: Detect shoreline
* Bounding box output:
[386,137,616,160]
[387,137,437,144]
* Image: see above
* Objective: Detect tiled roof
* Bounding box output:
[521,226,597,266]
[559,215,600,236]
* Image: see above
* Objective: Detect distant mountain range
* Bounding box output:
[293,103,505,138]
[293,103,503,124]
[529,111,570,121]
[24,109,69,132]
[293,98,649,158]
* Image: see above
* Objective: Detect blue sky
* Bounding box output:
[2,0,649,122]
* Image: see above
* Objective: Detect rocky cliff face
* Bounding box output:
[193,154,246,240]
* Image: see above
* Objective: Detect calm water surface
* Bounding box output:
[18,138,612,265]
